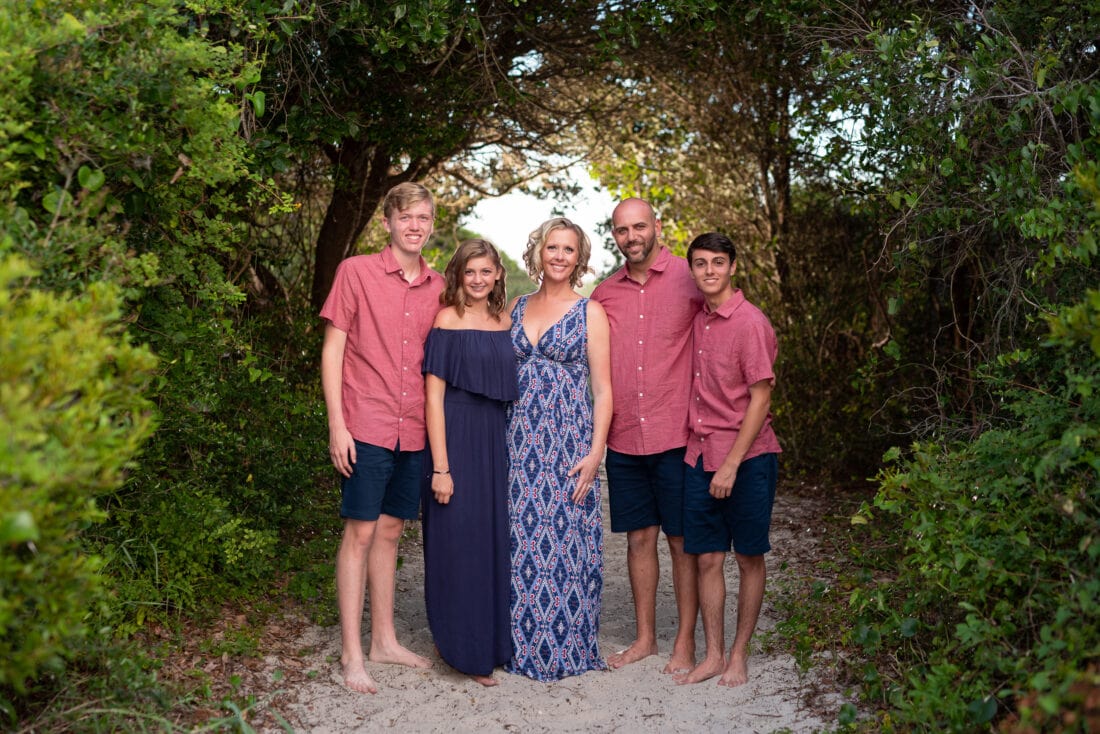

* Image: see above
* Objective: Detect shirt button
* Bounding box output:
[640,417,646,422]
[638,392,643,397]
[639,314,644,319]
[637,366,643,371]
[638,340,643,345]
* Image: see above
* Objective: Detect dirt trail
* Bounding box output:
[222,484,852,733]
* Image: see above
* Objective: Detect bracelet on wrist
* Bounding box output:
[433,469,450,475]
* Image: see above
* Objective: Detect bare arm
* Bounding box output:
[709,379,773,499]
[568,299,613,503]
[321,322,355,478]
[424,372,454,504]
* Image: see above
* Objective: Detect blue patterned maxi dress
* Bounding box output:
[506,295,605,681]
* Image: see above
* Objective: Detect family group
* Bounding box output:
[319,182,781,694]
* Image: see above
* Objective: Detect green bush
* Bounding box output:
[0,249,155,705]
[849,328,1099,729]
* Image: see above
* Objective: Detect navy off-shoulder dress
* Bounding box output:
[421,327,518,676]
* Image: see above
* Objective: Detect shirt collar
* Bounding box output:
[381,246,435,286]
[612,245,675,284]
[704,288,746,318]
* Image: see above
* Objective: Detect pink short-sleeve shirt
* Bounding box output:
[685,289,782,471]
[592,247,703,455]
[319,247,443,451]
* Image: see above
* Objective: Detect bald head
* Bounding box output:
[611,198,662,270]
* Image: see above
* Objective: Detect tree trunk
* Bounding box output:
[309,141,396,310]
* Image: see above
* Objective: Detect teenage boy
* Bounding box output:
[675,231,781,688]
[320,182,443,694]
[591,198,702,673]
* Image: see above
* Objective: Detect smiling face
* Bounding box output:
[540,227,581,284]
[382,198,434,258]
[461,255,502,306]
[690,248,737,306]
[611,199,662,269]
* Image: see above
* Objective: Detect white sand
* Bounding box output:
[257,487,851,733]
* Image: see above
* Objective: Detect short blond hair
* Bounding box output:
[382,182,434,217]
[522,217,592,288]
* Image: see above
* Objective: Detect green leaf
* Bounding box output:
[0,511,40,545]
[247,91,265,118]
[967,696,997,724]
[78,165,106,192]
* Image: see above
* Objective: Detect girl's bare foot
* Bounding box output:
[471,674,499,687]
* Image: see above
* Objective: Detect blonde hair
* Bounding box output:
[382,182,434,217]
[522,217,593,288]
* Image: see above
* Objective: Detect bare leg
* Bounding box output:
[664,535,698,674]
[336,518,378,693]
[719,552,765,687]
[609,525,660,669]
[367,514,432,668]
[675,551,726,685]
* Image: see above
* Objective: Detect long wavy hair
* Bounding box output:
[442,238,507,318]
[522,217,593,288]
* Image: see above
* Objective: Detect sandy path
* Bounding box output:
[257,484,850,733]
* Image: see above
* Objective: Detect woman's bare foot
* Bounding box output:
[672,655,724,685]
[471,674,499,687]
[717,653,749,687]
[608,640,658,669]
[342,659,378,694]
[369,643,433,669]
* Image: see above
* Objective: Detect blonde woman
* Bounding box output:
[505,217,612,681]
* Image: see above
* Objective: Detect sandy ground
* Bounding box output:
[252,483,852,733]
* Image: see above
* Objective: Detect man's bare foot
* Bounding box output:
[342,659,378,694]
[608,640,658,669]
[662,640,696,674]
[673,655,724,685]
[471,674,499,687]
[717,653,749,687]
[369,642,433,669]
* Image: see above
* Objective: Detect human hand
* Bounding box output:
[329,427,356,478]
[567,454,599,503]
[709,460,738,499]
[432,473,454,505]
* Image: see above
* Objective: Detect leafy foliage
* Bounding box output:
[0,248,155,710]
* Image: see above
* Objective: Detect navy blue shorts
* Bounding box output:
[605,447,687,536]
[340,441,424,521]
[683,453,777,555]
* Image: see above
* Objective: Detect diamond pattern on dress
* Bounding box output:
[506,296,605,682]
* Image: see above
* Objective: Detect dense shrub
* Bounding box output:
[0,249,155,711]
[847,316,1099,730]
